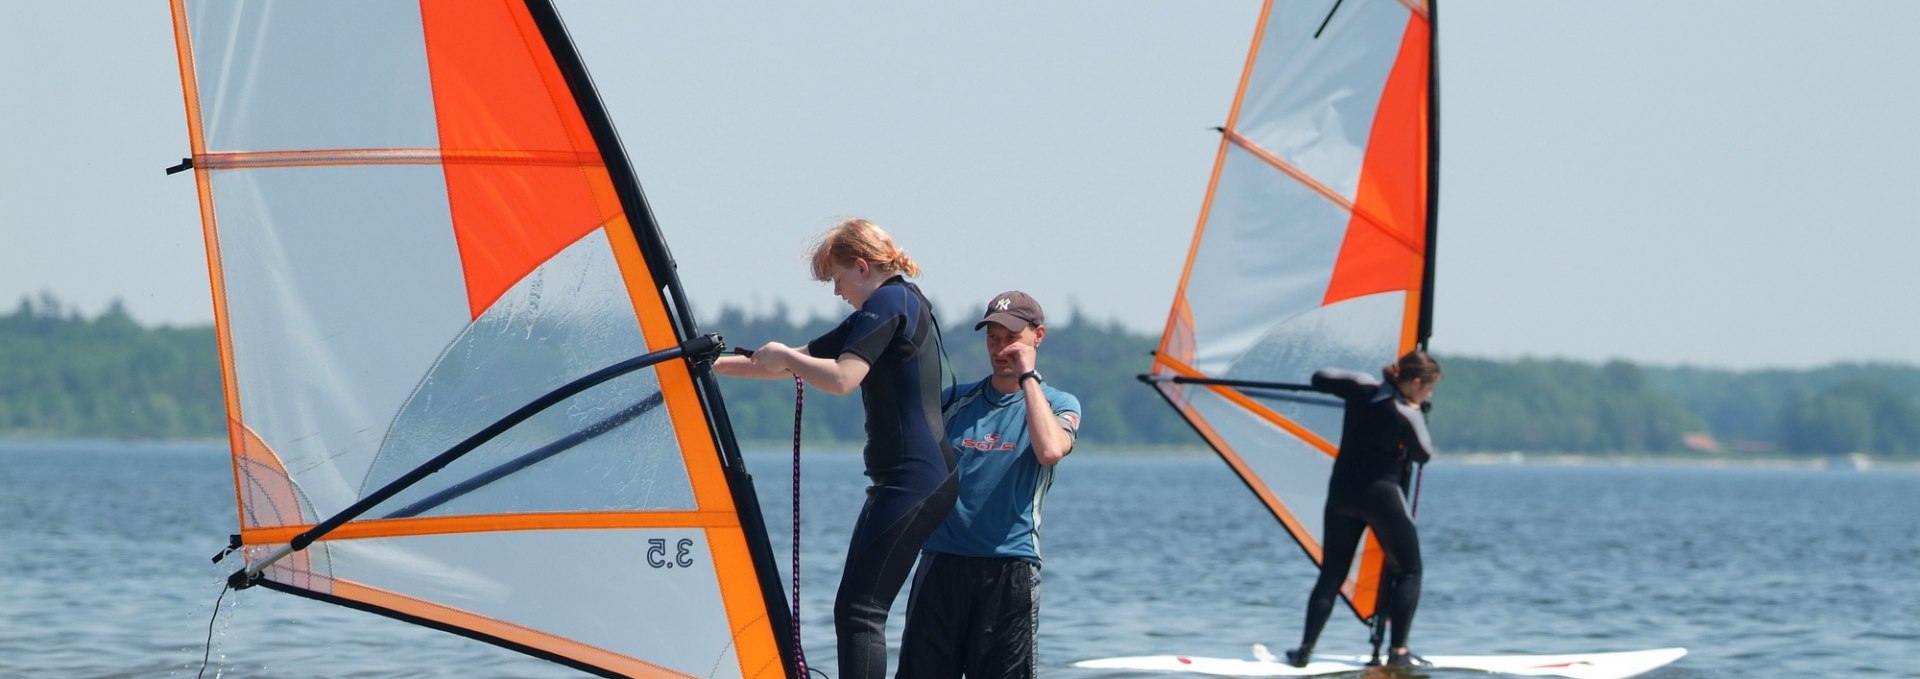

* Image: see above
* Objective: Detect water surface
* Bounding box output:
[2,442,1914,677]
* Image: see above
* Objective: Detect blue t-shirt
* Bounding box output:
[920,377,1081,563]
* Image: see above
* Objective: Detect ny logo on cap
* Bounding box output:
[994,298,1011,311]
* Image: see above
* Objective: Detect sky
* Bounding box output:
[2,1,1917,371]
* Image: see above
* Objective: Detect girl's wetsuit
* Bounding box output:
[1299,368,1434,653]
[805,276,958,679]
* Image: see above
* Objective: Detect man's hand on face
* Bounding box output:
[998,341,1036,376]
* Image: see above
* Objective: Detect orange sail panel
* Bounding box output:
[1148,0,1436,625]
[170,1,790,676]
[420,1,617,319]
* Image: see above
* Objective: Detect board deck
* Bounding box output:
[1071,645,1686,679]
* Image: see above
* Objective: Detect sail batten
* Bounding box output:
[1222,130,1359,220]
[238,510,755,545]
[1148,0,1435,626]
[172,1,792,675]
[191,148,608,170]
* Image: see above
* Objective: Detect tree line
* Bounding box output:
[0,294,223,439]
[4,296,1917,458]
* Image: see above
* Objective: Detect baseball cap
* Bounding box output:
[974,290,1045,332]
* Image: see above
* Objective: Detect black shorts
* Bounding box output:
[896,552,1040,679]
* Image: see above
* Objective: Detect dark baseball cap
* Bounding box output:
[974,290,1045,332]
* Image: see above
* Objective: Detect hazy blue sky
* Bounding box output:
[3,1,1916,370]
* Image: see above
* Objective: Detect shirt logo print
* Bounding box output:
[960,431,1018,452]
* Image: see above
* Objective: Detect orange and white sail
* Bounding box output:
[170,1,792,676]
[1146,0,1436,624]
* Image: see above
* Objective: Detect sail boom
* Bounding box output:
[1150,356,1340,456]
[1141,372,1314,393]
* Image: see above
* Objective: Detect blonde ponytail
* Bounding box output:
[808,218,920,280]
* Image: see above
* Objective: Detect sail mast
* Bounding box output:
[1418,0,1441,350]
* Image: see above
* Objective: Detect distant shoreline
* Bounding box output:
[5,437,1913,470]
[739,441,1920,469]
[1442,451,1920,470]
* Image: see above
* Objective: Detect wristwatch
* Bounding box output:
[1019,370,1043,385]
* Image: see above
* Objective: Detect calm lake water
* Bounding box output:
[2,441,1916,678]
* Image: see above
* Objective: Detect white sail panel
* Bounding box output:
[1236,0,1419,203]
[254,529,753,678]
[363,230,697,517]
[186,1,440,152]
[1178,383,1334,544]
[210,165,471,522]
[1182,146,1352,377]
[1227,292,1408,445]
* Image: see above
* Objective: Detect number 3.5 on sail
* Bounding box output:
[647,538,696,569]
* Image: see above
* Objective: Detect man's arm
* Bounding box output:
[1021,378,1073,466]
[1005,341,1073,465]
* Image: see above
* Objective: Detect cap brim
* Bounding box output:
[974,313,1031,332]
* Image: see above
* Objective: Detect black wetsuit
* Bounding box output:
[806,276,958,679]
[1298,368,1432,653]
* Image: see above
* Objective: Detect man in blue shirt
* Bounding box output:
[896,291,1081,679]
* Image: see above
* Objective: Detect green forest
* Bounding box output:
[5,296,1918,458]
[0,295,222,439]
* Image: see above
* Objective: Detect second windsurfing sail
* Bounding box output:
[170,1,792,676]
[1144,0,1436,625]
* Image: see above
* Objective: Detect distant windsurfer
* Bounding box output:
[896,291,1081,679]
[713,218,958,679]
[1284,351,1441,668]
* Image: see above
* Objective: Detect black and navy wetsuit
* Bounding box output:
[805,276,958,679]
[1298,368,1433,653]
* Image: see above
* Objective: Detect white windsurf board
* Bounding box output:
[1071,644,1685,679]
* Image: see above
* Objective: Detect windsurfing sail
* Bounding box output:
[1143,0,1437,626]
[169,1,793,676]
